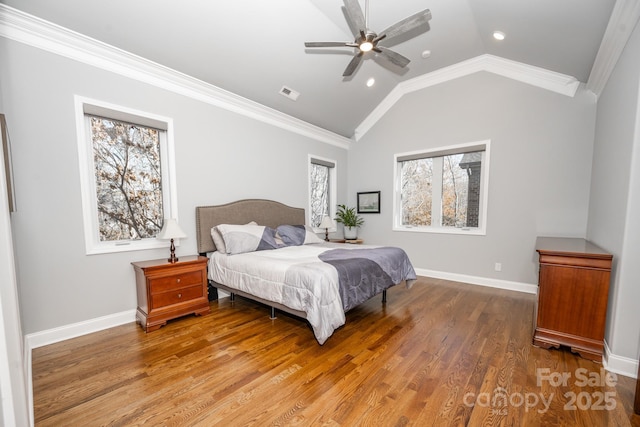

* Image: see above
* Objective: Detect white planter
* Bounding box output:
[344,226,357,240]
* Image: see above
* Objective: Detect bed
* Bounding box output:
[196,199,417,344]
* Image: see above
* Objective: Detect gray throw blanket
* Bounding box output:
[319,247,417,312]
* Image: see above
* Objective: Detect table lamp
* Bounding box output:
[156,218,187,263]
[319,215,334,242]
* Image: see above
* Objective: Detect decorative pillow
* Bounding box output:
[216,223,280,255]
[276,225,324,246]
[211,221,257,253]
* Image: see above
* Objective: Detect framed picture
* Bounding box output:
[1,114,15,212]
[357,191,380,214]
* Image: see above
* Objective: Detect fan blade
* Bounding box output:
[343,0,366,32]
[379,9,432,41]
[372,34,387,45]
[305,41,353,48]
[375,46,410,68]
[343,53,363,77]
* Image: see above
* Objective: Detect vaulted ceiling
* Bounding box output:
[0,0,624,138]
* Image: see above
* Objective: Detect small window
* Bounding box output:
[75,97,178,254]
[309,155,336,229]
[394,141,490,235]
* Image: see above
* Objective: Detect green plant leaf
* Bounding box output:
[334,204,364,227]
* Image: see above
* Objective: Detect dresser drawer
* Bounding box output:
[149,270,203,293]
[151,285,204,308]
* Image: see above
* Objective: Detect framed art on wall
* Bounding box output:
[1,114,15,212]
[357,191,380,214]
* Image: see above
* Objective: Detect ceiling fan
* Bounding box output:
[304,0,432,77]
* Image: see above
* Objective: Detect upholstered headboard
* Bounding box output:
[195,199,306,254]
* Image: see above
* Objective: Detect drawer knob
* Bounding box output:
[177,278,181,283]
[178,293,182,298]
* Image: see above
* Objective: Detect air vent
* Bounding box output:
[279,86,300,101]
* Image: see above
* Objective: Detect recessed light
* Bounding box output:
[493,31,505,41]
[366,77,375,87]
[421,50,431,59]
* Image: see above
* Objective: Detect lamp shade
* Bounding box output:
[156,218,187,240]
[319,215,334,229]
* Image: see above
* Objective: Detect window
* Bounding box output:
[394,141,490,234]
[75,97,178,254]
[309,155,336,229]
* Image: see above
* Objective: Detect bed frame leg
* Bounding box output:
[270,307,277,319]
[382,289,387,303]
[230,292,235,302]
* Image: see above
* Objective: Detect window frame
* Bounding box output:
[308,154,337,232]
[393,140,491,235]
[75,96,179,254]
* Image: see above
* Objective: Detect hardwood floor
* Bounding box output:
[32,277,640,426]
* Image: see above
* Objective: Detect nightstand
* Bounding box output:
[132,255,210,332]
[330,239,364,244]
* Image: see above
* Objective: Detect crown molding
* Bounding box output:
[354,54,580,140]
[586,0,640,97]
[0,4,352,149]
[0,4,592,145]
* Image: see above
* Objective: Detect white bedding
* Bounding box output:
[209,243,348,344]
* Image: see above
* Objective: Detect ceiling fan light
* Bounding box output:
[359,41,374,52]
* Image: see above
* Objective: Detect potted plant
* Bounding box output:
[335,204,364,239]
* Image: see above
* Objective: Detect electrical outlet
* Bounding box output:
[495,262,502,272]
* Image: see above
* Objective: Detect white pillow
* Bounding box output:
[210,227,227,253]
[211,221,257,254]
[217,223,280,255]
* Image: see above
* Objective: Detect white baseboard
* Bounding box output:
[604,340,638,378]
[24,309,136,351]
[415,268,538,294]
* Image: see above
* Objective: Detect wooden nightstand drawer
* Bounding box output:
[151,285,203,307]
[149,270,203,293]
[132,256,210,332]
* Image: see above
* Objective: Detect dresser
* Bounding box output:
[132,255,210,332]
[533,237,612,361]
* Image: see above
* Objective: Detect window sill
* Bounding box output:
[393,226,486,236]
[85,238,181,255]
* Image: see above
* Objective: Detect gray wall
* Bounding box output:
[349,71,597,285]
[588,20,640,361]
[0,39,348,334]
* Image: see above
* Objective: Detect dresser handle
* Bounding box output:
[178,293,182,298]
[177,278,181,283]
